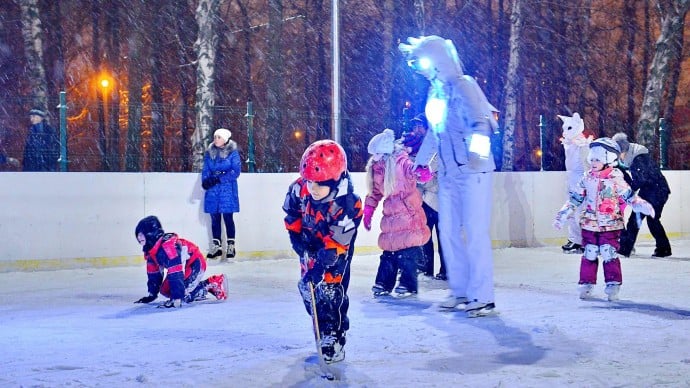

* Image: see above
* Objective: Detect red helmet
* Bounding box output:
[299,140,347,182]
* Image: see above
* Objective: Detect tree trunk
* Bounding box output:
[19,0,48,113]
[125,1,144,172]
[500,0,525,171]
[265,0,285,172]
[150,0,166,172]
[636,0,690,154]
[192,0,220,172]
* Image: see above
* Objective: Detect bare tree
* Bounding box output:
[192,0,221,172]
[18,0,48,112]
[636,0,690,154]
[125,1,144,172]
[264,0,285,172]
[500,0,525,171]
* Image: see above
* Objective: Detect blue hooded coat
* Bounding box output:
[202,140,241,213]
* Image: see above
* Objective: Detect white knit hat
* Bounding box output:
[214,128,232,142]
[367,128,395,155]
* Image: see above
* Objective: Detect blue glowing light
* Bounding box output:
[425,98,447,130]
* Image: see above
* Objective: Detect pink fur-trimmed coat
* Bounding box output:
[365,150,430,252]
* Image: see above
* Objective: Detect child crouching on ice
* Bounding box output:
[283,140,363,364]
[363,128,431,297]
[134,215,228,308]
[553,138,654,301]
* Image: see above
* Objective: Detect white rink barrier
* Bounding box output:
[0,171,688,271]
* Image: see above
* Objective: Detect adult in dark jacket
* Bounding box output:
[23,108,59,171]
[201,128,241,260]
[612,132,672,258]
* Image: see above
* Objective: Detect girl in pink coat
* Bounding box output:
[363,128,431,297]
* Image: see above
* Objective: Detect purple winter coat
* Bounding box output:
[365,150,430,252]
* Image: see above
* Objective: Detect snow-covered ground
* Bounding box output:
[2,240,690,387]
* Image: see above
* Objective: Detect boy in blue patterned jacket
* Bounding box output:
[283,140,363,364]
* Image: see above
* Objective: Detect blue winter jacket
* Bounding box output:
[202,140,241,213]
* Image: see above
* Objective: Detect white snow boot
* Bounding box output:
[578,283,594,300]
[605,283,620,301]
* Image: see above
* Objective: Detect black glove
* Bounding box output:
[303,261,325,285]
[134,294,157,304]
[202,176,220,190]
[158,299,182,308]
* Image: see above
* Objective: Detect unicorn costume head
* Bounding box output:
[398,35,463,82]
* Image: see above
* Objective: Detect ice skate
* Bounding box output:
[578,283,594,299]
[605,284,620,301]
[652,247,672,258]
[465,300,496,318]
[206,239,222,259]
[319,332,345,364]
[439,295,469,310]
[207,274,229,301]
[371,284,391,297]
[562,240,584,254]
[394,285,417,298]
[434,272,447,281]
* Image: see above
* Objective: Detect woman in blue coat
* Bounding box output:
[202,128,241,260]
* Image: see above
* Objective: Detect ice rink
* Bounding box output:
[2,240,690,387]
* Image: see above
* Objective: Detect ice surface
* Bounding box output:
[2,240,690,387]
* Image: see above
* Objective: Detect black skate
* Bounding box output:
[371,284,391,297]
[394,285,417,298]
[561,240,583,254]
[320,332,346,364]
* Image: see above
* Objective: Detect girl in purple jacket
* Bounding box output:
[363,128,431,297]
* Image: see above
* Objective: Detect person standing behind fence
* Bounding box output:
[23,108,59,171]
[202,128,241,261]
[401,114,447,280]
[612,132,672,258]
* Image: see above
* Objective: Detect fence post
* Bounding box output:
[539,114,546,171]
[659,117,668,170]
[57,91,68,172]
[245,101,256,172]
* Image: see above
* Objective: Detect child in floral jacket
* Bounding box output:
[554,137,654,301]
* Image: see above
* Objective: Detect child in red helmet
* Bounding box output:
[282,140,363,364]
[134,215,229,308]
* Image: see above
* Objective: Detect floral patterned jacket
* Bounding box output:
[569,166,635,232]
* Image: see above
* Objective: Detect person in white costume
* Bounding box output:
[557,113,592,254]
[399,35,498,317]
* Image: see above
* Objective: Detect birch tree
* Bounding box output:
[500,0,525,171]
[265,0,285,172]
[636,0,690,153]
[18,0,48,112]
[192,0,221,172]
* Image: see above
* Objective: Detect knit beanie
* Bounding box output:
[214,128,232,143]
[368,128,395,155]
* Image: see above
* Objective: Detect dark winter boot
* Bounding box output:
[562,240,584,254]
[207,239,222,259]
[226,239,236,259]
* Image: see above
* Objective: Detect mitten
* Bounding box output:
[415,165,433,183]
[631,197,655,219]
[202,176,219,190]
[303,261,325,286]
[553,203,575,230]
[134,294,157,304]
[363,205,374,231]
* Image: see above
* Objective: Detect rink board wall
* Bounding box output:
[0,171,687,271]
